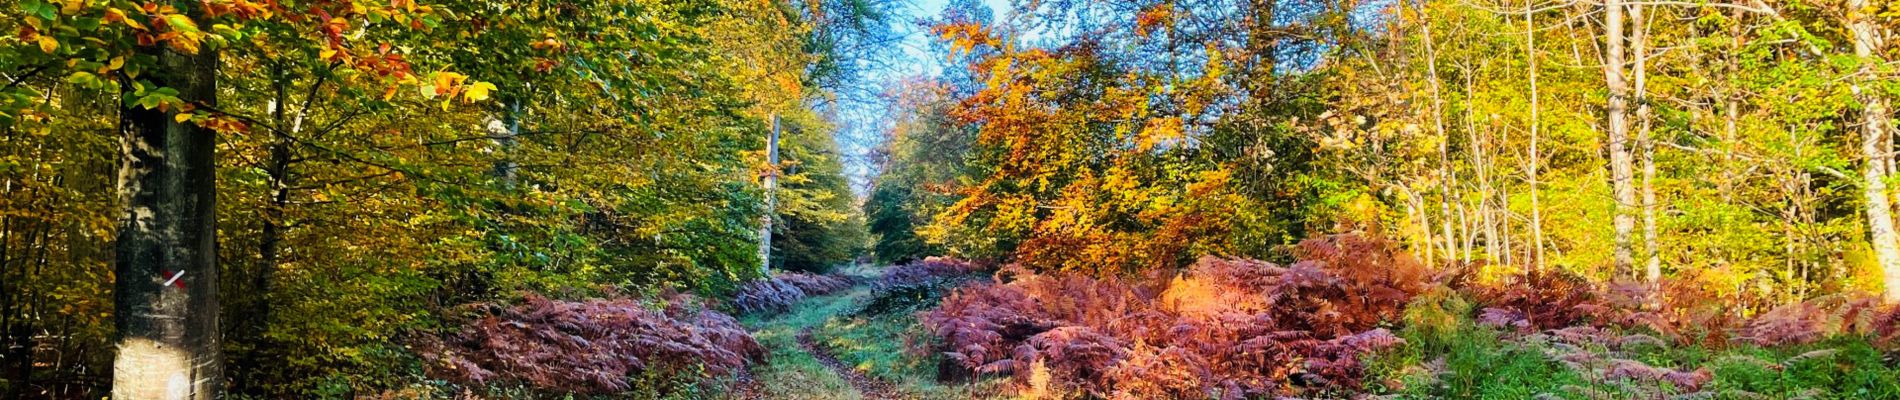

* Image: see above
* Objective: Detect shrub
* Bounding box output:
[1740,293,1900,347]
[1468,268,1601,331]
[921,233,1421,398]
[418,294,765,395]
[852,257,986,317]
[876,257,984,289]
[732,278,808,314]
[855,275,974,317]
[729,272,854,314]
[777,272,853,295]
[1470,267,1900,349]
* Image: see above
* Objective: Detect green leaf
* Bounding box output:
[136,94,162,109]
[65,71,95,85]
[22,0,57,20]
[165,15,199,33]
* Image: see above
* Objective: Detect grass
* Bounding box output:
[1366,301,1900,400]
[817,308,1006,399]
[817,274,1007,400]
[736,289,867,400]
[732,268,1005,400]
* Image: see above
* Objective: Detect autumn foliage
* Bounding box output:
[731,272,855,314]
[923,234,1422,398]
[418,294,765,395]
[1465,266,1900,350]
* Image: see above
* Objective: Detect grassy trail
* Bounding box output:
[728,287,885,400]
[798,327,901,399]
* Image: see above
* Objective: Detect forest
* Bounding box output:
[1,0,1899,397]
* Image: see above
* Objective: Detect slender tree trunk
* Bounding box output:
[1633,3,1661,287]
[1603,0,1637,277]
[491,98,522,190]
[1525,0,1546,272]
[233,64,297,397]
[1246,0,1280,101]
[1419,7,1459,263]
[1847,0,1900,301]
[761,114,780,275]
[1410,191,1436,265]
[1497,118,1514,267]
[2,97,28,400]
[1465,67,1493,264]
[112,13,222,399]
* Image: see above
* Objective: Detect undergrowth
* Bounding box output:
[1375,273,1900,399]
[820,294,1010,399]
[922,234,1422,398]
[738,288,867,400]
[908,233,1900,399]
[415,293,763,398]
[732,272,855,314]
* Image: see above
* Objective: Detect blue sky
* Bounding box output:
[832,0,1011,194]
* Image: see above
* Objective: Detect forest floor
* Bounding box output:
[729,289,866,400]
[710,260,1900,400]
[727,274,1003,400]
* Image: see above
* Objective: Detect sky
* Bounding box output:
[829,0,1011,196]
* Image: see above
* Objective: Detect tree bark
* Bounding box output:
[1603,0,1637,277]
[1633,3,1661,287]
[112,16,222,400]
[1525,0,1546,272]
[491,98,521,190]
[1847,0,1900,301]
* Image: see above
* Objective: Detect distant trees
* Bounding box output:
[773,115,869,273]
[866,79,968,264]
[864,0,1900,308]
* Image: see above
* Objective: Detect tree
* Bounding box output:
[109,3,223,397]
[1846,0,1900,301]
[1602,0,1638,277]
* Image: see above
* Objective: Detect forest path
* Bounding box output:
[798,326,901,400]
[730,286,892,400]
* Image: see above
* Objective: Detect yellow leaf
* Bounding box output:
[61,0,84,15]
[174,113,192,123]
[463,81,496,102]
[107,56,124,70]
[319,47,337,60]
[431,71,465,92]
[38,36,58,53]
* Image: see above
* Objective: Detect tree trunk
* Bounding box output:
[1525,0,1546,272]
[1245,0,1280,101]
[1603,0,1637,277]
[232,64,298,397]
[1633,3,1661,287]
[760,114,780,275]
[1419,7,1459,263]
[491,98,521,190]
[1848,0,1900,301]
[112,18,222,400]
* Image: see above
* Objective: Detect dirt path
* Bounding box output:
[797,327,901,400]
